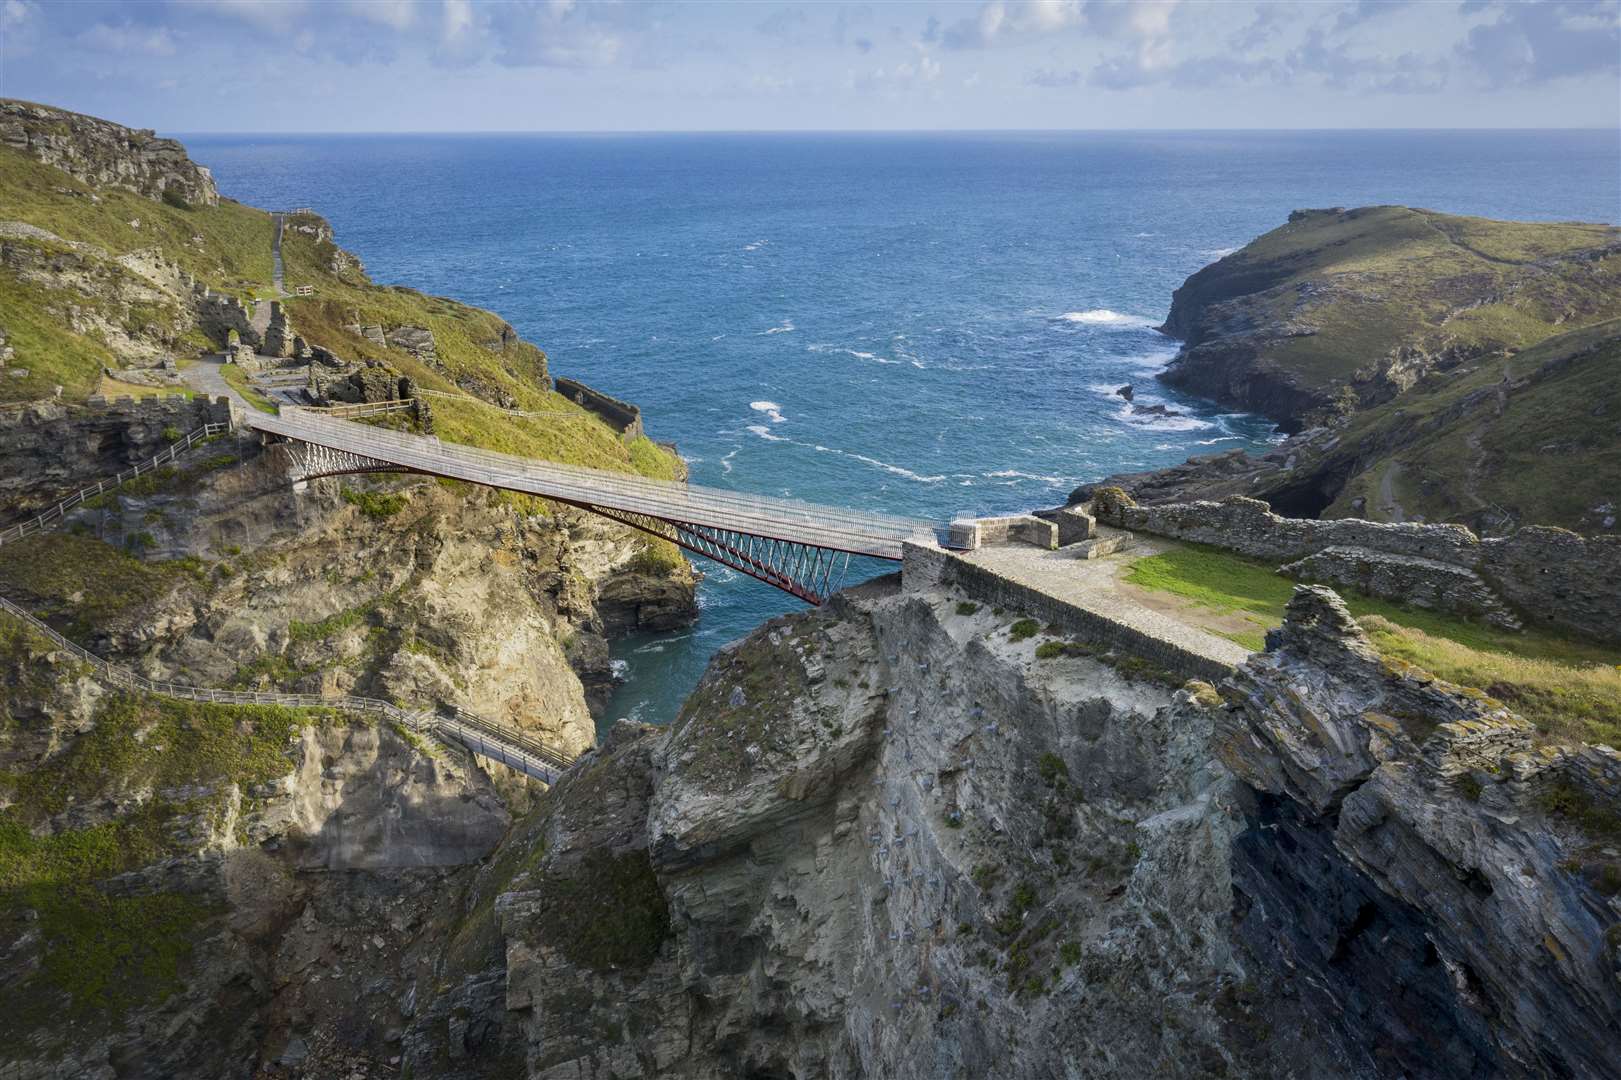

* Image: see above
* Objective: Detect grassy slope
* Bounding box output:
[1323,319,1621,529]
[0,612,355,1036]
[0,141,685,481]
[1125,542,1620,744]
[1185,206,1621,396]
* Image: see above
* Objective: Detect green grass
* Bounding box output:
[219,363,277,413]
[0,533,195,638]
[0,631,357,1031]
[1126,542,1621,741]
[341,486,408,519]
[0,146,273,288]
[1190,207,1621,404]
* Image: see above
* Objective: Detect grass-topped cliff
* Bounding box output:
[1160,206,1621,431]
[0,99,680,484]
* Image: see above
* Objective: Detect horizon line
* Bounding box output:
[170,125,1619,137]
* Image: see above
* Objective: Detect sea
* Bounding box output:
[182,129,1621,729]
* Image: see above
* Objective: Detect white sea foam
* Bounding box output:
[746,424,786,441]
[760,320,795,335]
[1057,309,1160,329]
[750,400,787,424]
[1112,404,1214,432]
[807,343,899,365]
[720,448,739,474]
[1194,436,1243,445]
[744,239,770,252]
[1201,247,1239,259]
[808,443,944,483]
[610,659,629,679]
[984,469,1067,485]
[1134,231,1156,238]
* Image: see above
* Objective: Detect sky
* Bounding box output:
[1,0,1617,131]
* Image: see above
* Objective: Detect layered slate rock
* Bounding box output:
[1219,585,1621,1080]
[1,98,219,207]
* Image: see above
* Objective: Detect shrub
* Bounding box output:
[1009,619,1040,642]
[341,487,407,519]
[161,187,192,211]
[955,601,980,616]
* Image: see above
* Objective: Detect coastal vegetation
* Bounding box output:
[1125,541,1621,743]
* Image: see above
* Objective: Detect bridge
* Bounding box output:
[250,406,949,604]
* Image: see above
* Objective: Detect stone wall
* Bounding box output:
[554,376,644,440]
[947,514,1057,550]
[902,542,1233,682]
[0,394,234,515]
[1092,491,1621,644]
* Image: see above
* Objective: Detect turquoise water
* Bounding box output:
[184,130,1620,725]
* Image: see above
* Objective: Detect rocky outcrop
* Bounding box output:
[0,99,219,207]
[413,577,1312,1078]
[390,576,1621,1080]
[1156,207,1621,432]
[1219,586,1621,1079]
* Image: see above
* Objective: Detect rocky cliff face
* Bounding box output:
[1157,206,1621,433]
[387,576,1620,1080]
[1,99,219,208]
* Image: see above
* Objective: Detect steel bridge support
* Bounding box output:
[273,440,868,605]
[586,506,854,605]
[278,441,406,485]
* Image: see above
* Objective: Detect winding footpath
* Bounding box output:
[0,424,575,784]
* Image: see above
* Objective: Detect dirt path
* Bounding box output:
[1378,460,1407,523]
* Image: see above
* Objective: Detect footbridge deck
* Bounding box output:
[251,407,948,603]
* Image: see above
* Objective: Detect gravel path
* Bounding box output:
[961,537,1253,671]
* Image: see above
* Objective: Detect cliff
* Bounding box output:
[1158,206,1621,433]
[1,99,219,208]
[389,574,1619,1078]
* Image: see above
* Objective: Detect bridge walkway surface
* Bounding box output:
[250,407,944,560]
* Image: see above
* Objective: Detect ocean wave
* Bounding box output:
[807,343,899,365]
[760,320,795,335]
[750,400,786,424]
[744,239,770,252]
[1056,309,1160,329]
[610,659,629,679]
[1112,404,1214,432]
[1194,435,1243,445]
[746,424,786,442]
[984,469,1067,485]
[1134,232,1156,238]
[720,448,739,474]
[1124,348,1180,372]
[1201,247,1239,259]
[808,443,945,483]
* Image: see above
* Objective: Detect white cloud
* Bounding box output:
[173,0,310,33]
[78,21,179,56]
[1456,0,1619,87]
[346,0,416,31]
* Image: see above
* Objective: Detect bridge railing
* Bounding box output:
[0,422,233,548]
[263,408,944,551]
[300,399,417,419]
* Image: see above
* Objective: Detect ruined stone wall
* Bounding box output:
[1093,492,1621,644]
[554,376,644,440]
[902,543,1233,681]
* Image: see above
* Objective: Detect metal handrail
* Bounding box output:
[252,408,945,557]
[0,422,232,547]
